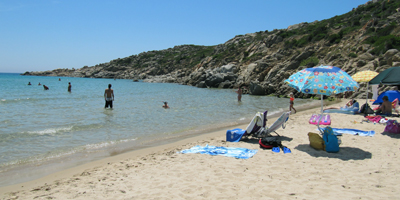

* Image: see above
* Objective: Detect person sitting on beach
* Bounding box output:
[162,101,169,109]
[324,99,357,111]
[43,85,49,90]
[375,96,392,115]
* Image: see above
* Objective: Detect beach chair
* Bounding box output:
[243,110,290,138]
[392,98,399,114]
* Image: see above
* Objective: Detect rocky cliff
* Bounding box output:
[23,0,400,99]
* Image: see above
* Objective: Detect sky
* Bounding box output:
[0,0,369,73]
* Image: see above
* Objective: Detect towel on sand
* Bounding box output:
[180,144,257,159]
[319,127,375,137]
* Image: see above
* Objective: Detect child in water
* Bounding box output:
[289,93,296,114]
[162,101,170,109]
[236,87,242,102]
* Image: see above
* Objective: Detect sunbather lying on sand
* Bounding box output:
[324,99,357,111]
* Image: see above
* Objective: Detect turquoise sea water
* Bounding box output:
[0,73,317,186]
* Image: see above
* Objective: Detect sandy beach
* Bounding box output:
[1,100,399,200]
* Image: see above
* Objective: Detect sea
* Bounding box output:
[0,73,319,186]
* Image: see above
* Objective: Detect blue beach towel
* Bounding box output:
[226,128,246,142]
[319,127,375,137]
[180,144,257,159]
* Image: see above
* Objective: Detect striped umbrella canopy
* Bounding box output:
[351,70,378,83]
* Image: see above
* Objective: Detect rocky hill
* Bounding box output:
[23,0,400,99]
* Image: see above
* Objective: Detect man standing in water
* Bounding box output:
[104,84,114,109]
[68,82,72,92]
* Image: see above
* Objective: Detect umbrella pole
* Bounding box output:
[317,94,323,134]
[321,94,324,114]
[365,82,369,105]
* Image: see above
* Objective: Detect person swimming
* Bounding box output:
[162,101,169,109]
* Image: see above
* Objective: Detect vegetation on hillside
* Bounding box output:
[106,0,399,73]
[25,0,400,87]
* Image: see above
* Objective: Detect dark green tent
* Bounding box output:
[369,67,400,85]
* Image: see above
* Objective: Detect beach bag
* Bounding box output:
[259,137,281,149]
[226,128,246,142]
[384,120,400,134]
[322,127,339,153]
[360,103,374,115]
[308,132,325,150]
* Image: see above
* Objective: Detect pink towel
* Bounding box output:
[365,115,382,123]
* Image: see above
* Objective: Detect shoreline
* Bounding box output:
[0,123,253,195]
[0,100,332,190]
[4,99,398,199]
[0,98,324,188]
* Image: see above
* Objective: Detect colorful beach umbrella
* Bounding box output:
[285,66,359,97]
[351,70,378,83]
[284,66,359,131]
[351,70,378,105]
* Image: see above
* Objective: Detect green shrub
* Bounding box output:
[300,57,319,67]
[348,53,357,58]
[327,97,336,101]
[284,39,297,48]
[296,36,309,47]
[312,33,327,42]
[370,35,400,55]
[328,33,342,44]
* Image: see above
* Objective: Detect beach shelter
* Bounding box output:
[372,90,400,105]
[351,70,378,105]
[369,67,400,86]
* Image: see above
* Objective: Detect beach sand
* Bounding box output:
[1,100,399,200]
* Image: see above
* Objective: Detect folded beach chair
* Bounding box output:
[243,111,290,138]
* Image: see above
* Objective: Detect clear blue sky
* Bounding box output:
[0,0,369,73]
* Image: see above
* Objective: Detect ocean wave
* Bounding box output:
[26,126,74,135]
[84,138,137,150]
[0,147,80,170]
[0,97,39,104]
